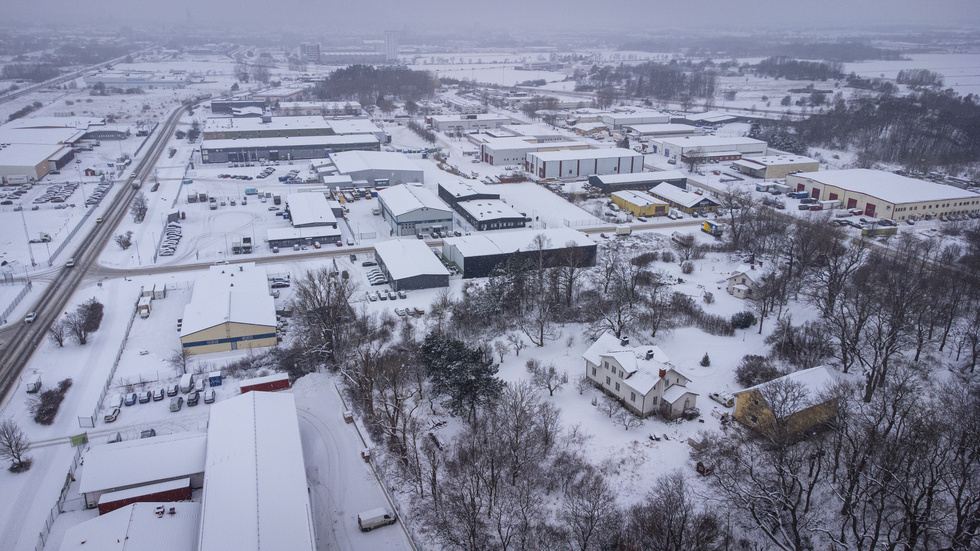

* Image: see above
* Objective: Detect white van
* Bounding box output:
[109,394,124,410]
[357,508,396,532]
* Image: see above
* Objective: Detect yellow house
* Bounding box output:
[611,190,670,217]
[179,263,278,355]
[733,366,838,438]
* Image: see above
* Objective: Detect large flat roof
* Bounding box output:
[733,154,817,168]
[445,227,594,257]
[686,110,738,123]
[0,143,70,165]
[325,118,383,136]
[594,170,686,184]
[659,135,766,148]
[198,392,315,551]
[79,433,207,495]
[375,239,450,280]
[792,169,980,204]
[431,114,510,122]
[180,263,276,337]
[204,116,332,134]
[286,193,337,227]
[201,134,379,150]
[60,502,201,551]
[602,110,670,122]
[377,184,450,217]
[624,123,698,134]
[439,180,498,199]
[456,199,526,221]
[612,190,666,207]
[329,150,423,174]
[528,148,642,162]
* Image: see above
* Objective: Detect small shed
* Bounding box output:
[240,373,289,393]
[137,296,152,319]
[97,478,192,515]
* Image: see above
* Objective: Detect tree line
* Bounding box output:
[313,65,435,105]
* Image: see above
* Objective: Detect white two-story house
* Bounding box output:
[583,332,698,419]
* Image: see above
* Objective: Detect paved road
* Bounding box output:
[0,104,188,406]
[0,50,145,106]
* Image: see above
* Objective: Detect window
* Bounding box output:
[605,376,611,385]
[630,392,636,402]
[592,367,597,376]
[749,415,759,424]
[614,382,621,391]
[652,397,658,405]
[604,361,608,369]
[619,371,623,378]
[753,399,759,406]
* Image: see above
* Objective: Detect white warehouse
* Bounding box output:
[525,148,644,179]
[651,135,768,163]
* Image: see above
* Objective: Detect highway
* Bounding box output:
[0,104,189,405]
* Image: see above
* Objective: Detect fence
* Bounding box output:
[34,444,84,551]
[84,287,141,426]
[1,281,32,323]
[562,217,604,228]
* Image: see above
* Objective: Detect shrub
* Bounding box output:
[702,292,714,304]
[700,353,711,367]
[730,311,757,329]
[31,379,73,425]
[681,261,694,274]
[661,250,676,263]
[735,355,781,387]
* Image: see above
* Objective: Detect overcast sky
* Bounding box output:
[6,0,980,33]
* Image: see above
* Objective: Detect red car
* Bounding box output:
[335,240,343,247]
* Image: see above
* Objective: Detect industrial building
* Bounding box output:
[682,110,739,125]
[525,148,644,179]
[277,101,362,116]
[285,193,338,228]
[200,135,379,164]
[588,170,687,194]
[437,180,498,206]
[733,155,819,179]
[478,136,587,166]
[377,184,453,236]
[266,227,341,249]
[650,135,768,163]
[210,99,266,114]
[648,182,720,215]
[251,87,307,103]
[442,227,596,279]
[79,433,208,509]
[500,124,566,142]
[0,143,75,181]
[431,114,510,133]
[179,263,277,355]
[203,116,332,140]
[602,110,670,130]
[198,391,316,551]
[83,71,187,88]
[611,190,669,217]
[60,502,202,551]
[624,123,700,139]
[455,200,528,231]
[785,169,980,220]
[374,239,451,291]
[326,150,424,186]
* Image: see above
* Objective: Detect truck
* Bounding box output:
[198,191,208,202]
[187,191,198,203]
[702,220,725,237]
[244,188,258,195]
[131,178,141,190]
[788,191,810,199]
[209,197,217,210]
[29,232,52,244]
[615,225,632,236]
[242,237,252,254]
[273,194,281,205]
[818,199,840,210]
[179,373,195,393]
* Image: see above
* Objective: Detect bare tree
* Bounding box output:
[48,320,68,347]
[526,359,569,396]
[506,332,527,357]
[0,419,32,472]
[615,409,644,431]
[718,183,757,251]
[623,471,724,551]
[562,469,618,551]
[130,192,148,222]
[597,396,619,418]
[167,347,190,376]
[493,340,509,363]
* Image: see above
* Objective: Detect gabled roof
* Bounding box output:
[734,365,837,415]
[377,184,451,217]
[649,182,720,209]
[180,263,277,336]
[60,502,201,551]
[662,384,698,404]
[79,433,207,495]
[582,332,679,394]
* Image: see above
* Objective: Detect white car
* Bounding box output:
[709,392,735,408]
[25,312,37,324]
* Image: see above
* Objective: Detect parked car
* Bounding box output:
[140,428,156,438]
[204,389,216,404]
[709,392,735,408]
[167,384,179,397]
[124,393,138,406]
[107,432,122,444]
[367,291,377,302]
[362,261,377,267]
[104,408,120,423]
[170,396,184,412]
[358,508,397,532]
[153,388,165,401]
[387,291,397,300]
[397,290,407,299]
[139,391,151,404]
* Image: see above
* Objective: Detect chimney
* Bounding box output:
[620,336,630,347]
[645,349,654,360]
[758,261,763,268]
[659,368,667,378]
[750,265,755,270]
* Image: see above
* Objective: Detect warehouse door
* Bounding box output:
[797,183,806,192]
[865,203,877,217]
[811,188,820,199]
[847,198,858,209]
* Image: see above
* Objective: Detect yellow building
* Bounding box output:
[611,190,669,217]
[786,169,980,221]
[179,263,278,355]
[733,366,838,438]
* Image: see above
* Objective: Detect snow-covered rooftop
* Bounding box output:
[430,114,510,122]
[377,184,451,217]
[593,170,686,184]
[624,123,698,134]
[78,433,207,495]
[200,134,379,150]
[792,169,980,204]
[180,263,276,337]
[612,190,666,207]
[444,227,594,257]
[329,150,423,174]
[439,179,498,199]
[658,135,766,148]
[456,199,526,222]
[98,478,190,507]
[286,193,337,227]
[266,226,341,243]
[662,384,697,404]
[198,392,315,551]
[733,154,817,168]
[685,110,739,124]
[9,116,105,129]
[500,123,565,139]
[649,182,719,208]
[480,136,539,150]
[735,365,837,415]
[60,502,201,551]
[582,332,679,394]
[203,115,332,134]
[528,148,642,162]
[325,118,384,136]
[375,239,450,280]
[0,143,71,165]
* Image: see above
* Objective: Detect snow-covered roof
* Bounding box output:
[430,114,510,122]
[612,190,666,207]
[99,478,190,506]
[286,193,337,227]
[593,170,686,184]
[266,226,341,242]
[733,154,818,168]
[203,115,332,134]
[9,116,105,129]
[735,365,837,415]
[60,502,201,551]
[686,110,738,123]
[0,143,70,165]
[500,123,564,139]
[649,182,719,208]
[528,147,642,162]
[329,150,423,174]
[571,122,608,132]
[375,239,451,280]
[601,110,670,123]
[729,264,762,284]
[325,118,383,136]
[662,384,698,404]
[445,227,594,257]
[624,123,698,135]
[79,433,207,495]
[439,180,498,199]
[791,169,980,205]
[582,332,681,394]
[180,263,276,337]
[456,199,526,221]
[377,184,451,217]
[198,392,315,551]
[659,135,766,149]
[200,134,379,150]
[480,136,539,151]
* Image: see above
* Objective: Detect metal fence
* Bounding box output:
[85,287,141,426]
[34,444,84,551]
[1,281,32,323]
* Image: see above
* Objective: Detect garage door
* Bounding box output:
[865,203,876,217]
[847,198,858,209]
[811,188,821,199]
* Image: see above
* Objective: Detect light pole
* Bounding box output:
[20,208,36,267]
